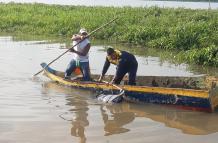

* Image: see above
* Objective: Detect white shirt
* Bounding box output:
[72,38,90,62]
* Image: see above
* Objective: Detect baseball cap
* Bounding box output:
[79,28,87,34]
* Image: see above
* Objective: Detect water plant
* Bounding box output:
[0,3,217,66]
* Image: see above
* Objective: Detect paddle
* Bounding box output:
[97,80,124,103]
[33,16,119,77]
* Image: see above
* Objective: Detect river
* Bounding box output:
[0,0,218,9]
[0,35,218,143]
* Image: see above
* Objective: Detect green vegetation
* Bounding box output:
[0,3,217,66]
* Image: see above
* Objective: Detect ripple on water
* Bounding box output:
[1,36,218,143]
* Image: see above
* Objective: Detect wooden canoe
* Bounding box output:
[41,63,218,112]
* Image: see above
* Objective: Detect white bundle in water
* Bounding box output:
[97,81,124,103]
[97,93,123,103]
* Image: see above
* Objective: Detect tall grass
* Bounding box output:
[0,3,217,66]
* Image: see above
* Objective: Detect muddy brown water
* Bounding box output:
[0,36,218,143]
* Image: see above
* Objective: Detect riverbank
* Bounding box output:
[0,3,217,66]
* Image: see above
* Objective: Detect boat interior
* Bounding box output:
[51,68,218,90]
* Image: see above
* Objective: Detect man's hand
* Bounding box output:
[71,34,81,41]
[110,76,116,85]
[70,47,76,53]
[109,79,114,85]
[98,75,103,82]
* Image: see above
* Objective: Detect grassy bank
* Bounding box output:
[0,3,217,66]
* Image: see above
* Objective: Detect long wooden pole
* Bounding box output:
[102,80,124,94]
[33,16,119,76]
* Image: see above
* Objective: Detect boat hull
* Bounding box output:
[40,63,217,112]
[124,91,212,112]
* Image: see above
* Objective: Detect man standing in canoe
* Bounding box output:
[99,48,138,85]
[65,28,91,81]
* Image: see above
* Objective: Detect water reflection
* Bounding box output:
[42,81,218,137]
[42,81,135,137]
[187,64,218,76]
[102,103,218,135]
[1,34,218,142]
[67,97,89,143]
[100,104,134,136]
[42,81,91,142]
[126,104,218,135]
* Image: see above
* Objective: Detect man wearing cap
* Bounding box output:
[99,48,138,85]
[65,28,91,81]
